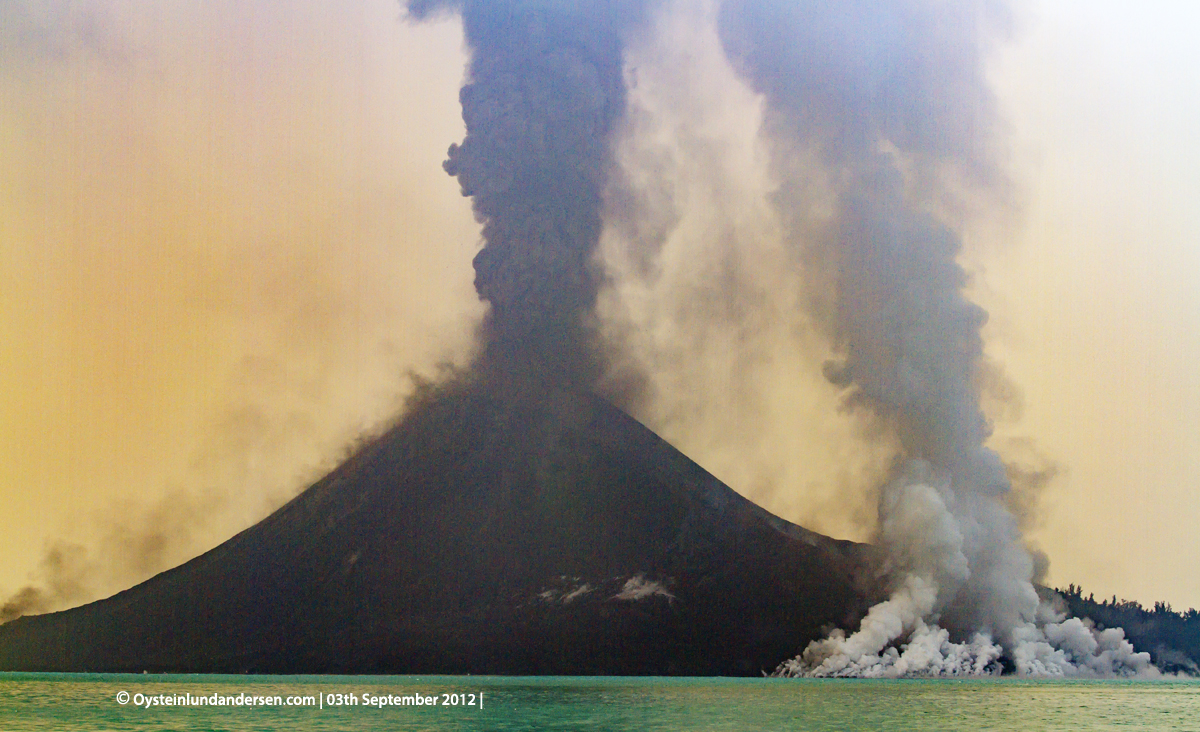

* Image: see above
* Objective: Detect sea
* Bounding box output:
[1,674,1197,731]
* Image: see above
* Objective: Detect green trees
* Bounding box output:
[1056,584,1200,675]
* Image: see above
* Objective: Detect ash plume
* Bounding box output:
[707,0,1150,676]
[0,544,89,625]
[407,0,652,387]
[408,0,1156,675]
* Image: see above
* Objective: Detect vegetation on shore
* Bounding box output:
[1056,584,1199,674]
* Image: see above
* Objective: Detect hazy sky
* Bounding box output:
[1,0,1197,612]
[983,0,1200,610]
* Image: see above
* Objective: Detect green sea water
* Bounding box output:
[1,674,1197,731]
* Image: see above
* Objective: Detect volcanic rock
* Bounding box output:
[0,373,876,674]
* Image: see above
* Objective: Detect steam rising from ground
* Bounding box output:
[600,0,1154,676]
[778,461,1153,677]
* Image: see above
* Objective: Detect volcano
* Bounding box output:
[0,374,875,675]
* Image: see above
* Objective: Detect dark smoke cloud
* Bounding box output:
[0,354,412,624]
[0,519,194,626]
[407,0,652,386]
[0,544,89,625]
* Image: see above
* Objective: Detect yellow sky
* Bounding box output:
[0,0,482,600]
[1,0,1197,612]
[981,0,1200,610]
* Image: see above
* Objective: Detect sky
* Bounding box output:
[983,0,1200,610]
[1,0,1197,613]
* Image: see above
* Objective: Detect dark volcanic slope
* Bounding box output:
[0,376,875,675]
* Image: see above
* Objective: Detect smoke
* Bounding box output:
[595,0,895,538]
[776,462,1154,677]
[406,0,652,387]
[0,544,90,625]
[1,0,480,620]
[0,510,210,626]
[700,0,1152,676]
[586,0,1155,675]
[3,0,1165,674]
[0,352,436,622]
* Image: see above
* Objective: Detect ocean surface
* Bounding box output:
[1,673,1197,731]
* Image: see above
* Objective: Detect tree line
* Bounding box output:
[1056,584,1199,674]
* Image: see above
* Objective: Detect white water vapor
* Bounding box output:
[600,0,1159,677]
[777,462,1154,677]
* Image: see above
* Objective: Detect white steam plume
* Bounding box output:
[777,461,1153,677]
[601,0,1157,676]
[713,0,1157,678]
